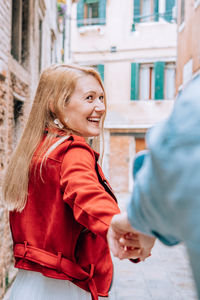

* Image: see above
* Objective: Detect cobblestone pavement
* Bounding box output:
[109,194,198,300]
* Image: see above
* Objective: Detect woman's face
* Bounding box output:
[64,75,105,138]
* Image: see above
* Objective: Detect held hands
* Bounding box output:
[107,212,155,261]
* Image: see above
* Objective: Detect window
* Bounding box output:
[39,19,43,73]
[139,65,154,100]
[11,0,29,68]
[86,1,99,25]
[77,0,106,27]
[13,99,24,147]
[141,0,153,22]
[133,0,159,24]
[165,64,175,99]
[131,62,175,100]
[180,0,185,24]
[132,0,176,30]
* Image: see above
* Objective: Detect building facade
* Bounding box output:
[176,0,200,92]
[0,0,65,297]
[70,0,177,193]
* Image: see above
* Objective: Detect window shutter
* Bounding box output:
[133,0,140,24]
[154,0,159,22]
[130,63,139,100]
[77,0,84,27]
[99,0,106,25]
[97,64,104,81]
[154,62,165,100]
[165,0,175,22]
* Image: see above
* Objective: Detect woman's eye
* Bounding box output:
[99,96,104,102]
[86,95,93,100]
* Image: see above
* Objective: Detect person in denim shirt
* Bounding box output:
[107,74,200,298]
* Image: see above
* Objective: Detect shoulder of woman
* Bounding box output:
[60,137,98,175]
[67,135,99,160]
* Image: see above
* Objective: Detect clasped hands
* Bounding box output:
[107,212,155,261]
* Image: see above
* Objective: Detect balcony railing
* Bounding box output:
[133,10,177,24]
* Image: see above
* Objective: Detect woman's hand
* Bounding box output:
[107,225,142,260]
[107,212,155,260]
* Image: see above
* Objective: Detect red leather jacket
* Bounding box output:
[10,133,120,300]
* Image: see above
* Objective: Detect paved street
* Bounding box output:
[109,194,198,300]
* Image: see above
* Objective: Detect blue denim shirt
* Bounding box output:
[127,74,200,298]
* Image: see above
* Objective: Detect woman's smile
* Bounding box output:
[64,75,105,137]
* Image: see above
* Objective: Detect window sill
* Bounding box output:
[131,20,174,32]
[78,25,105,35]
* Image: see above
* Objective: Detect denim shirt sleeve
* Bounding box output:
[127,75,200,247]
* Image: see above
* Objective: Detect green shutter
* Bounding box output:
[130,63,139,101]
[99,0,106,25]
[97,64,104,81]
[133,0,140,23]
[165,0,175,22]
[154,62,165,100]
[154,0,159,22]
[77,0,84,27]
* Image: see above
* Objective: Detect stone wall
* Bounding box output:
[0,0,15,296]
[0,0,61,298]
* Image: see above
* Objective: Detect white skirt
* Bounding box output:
[10,269,109,300]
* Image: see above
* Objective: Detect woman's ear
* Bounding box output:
[49,100,55,114]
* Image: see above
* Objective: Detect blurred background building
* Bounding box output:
[176,0,200,92]
[0,0,200,298]
[70,0,177,193]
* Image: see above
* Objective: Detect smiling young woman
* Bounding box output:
[2,64,144,300]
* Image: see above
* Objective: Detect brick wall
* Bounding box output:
[108,133,146,194]
[0,0,16,297]
[0,0,60,298]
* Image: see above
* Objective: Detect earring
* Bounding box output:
[54,118,64,129]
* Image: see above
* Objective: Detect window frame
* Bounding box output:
[180,0,185,25]
[133,0,158,25]
[139,64,155,100]
[77,0,106,27]
[131,61,175,101]
[11,0,29,68]
[84,1,99,25]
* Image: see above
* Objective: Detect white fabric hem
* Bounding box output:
[10,269,109,300]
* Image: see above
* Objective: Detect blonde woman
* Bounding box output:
[3,64,152,300]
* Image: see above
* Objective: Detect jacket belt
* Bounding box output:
[14,242,98,300]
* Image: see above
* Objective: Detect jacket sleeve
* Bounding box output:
[127,75,200,246]
[60,142,120,240]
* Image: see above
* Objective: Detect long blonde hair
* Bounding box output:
[3,64,106,212]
